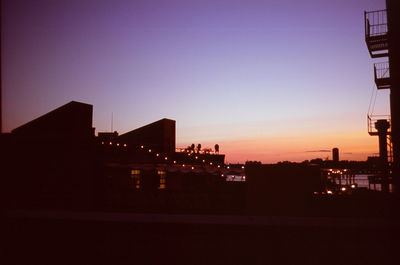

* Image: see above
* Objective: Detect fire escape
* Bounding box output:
[365,9,392,192]
[365,10,388,58]
[365,9,393,164]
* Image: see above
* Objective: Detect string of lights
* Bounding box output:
[99,141,242,177]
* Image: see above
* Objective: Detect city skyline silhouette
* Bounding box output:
[1,0,388,163]
[2,1,400,265]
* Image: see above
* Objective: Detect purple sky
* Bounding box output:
[1,0,388,162]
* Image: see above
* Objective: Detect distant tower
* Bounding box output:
[332,148,339,163]
[364,0,399,193]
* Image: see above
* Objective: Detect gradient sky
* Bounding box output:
[1,0,388,163]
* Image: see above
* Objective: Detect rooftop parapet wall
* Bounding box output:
[118,118,176,154]
[11,101,94,140]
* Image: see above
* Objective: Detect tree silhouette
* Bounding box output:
[214,144,219,154]
[197,143,201,153]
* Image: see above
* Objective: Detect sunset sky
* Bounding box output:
[1,0,388,163]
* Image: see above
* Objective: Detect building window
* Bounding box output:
[130,169,141,189]
[158,170,166,189]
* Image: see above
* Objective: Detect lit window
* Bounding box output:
[158,170,166,189]
[130,169,141,189]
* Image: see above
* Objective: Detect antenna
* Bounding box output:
[111,112,113,132]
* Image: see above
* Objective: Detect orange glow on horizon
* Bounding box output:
[179,130,379,163]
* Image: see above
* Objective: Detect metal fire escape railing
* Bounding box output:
[367,115,391,136]
[364,9,388,58]
[374,61,390,89]
[367,115,393,163]
[367,115,393,162]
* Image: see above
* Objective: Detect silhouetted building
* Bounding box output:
[386,0,400,193]
[99,120,229,211]
[2,101,98,210]
[332,147,339,162]
[1,100,235,212]
[118,118,175,155]
[12,101,95,138]
[98,131,119,143]
[245,163,321,215]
